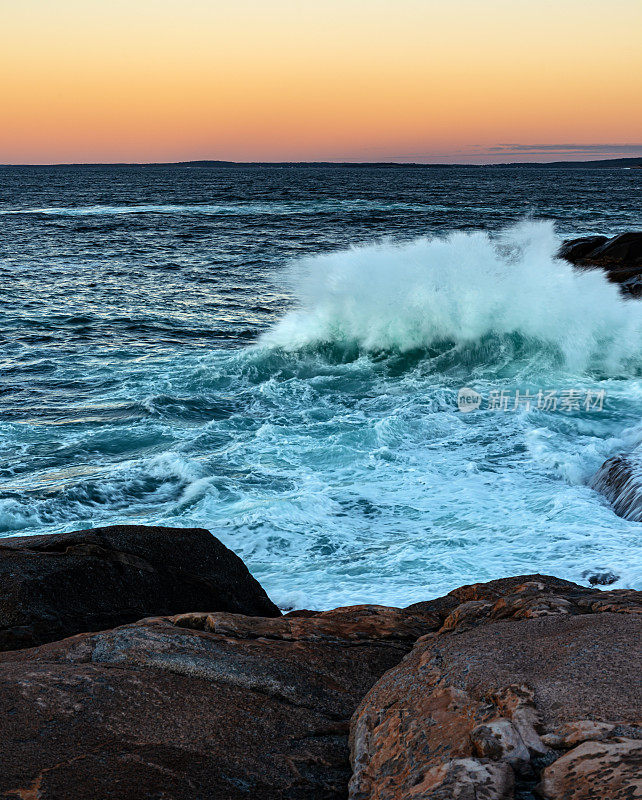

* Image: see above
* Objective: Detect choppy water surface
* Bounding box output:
[1,164,641,608]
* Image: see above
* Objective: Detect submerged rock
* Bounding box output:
[0,525,280,651]
[581,569,620,586]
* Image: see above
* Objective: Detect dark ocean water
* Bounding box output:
[1,164,641,608]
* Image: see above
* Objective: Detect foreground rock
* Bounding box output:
[0,573,639,799]
[0,525,280,650]
[559,231,642,295]
[0,604,440,800]
[350,578,642,800]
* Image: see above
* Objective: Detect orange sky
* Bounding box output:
[2,0,641,164]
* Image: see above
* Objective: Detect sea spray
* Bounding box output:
[262,221,642,374]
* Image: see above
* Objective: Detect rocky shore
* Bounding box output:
[0,526,640,799]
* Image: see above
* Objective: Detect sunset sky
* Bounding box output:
[2,0,641,164]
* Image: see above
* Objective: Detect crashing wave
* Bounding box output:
[261,220,642,373]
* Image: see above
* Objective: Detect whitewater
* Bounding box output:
[2,164,641,609]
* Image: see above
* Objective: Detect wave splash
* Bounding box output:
[262,221,642,373]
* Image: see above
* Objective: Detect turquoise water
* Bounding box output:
[2,164,641,608]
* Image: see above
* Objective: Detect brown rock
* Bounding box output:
[350,581,642,800]
[0,604,440,800]
[540,719,616,749]
[409,759,514,800]
[172,603,440,642]
[0,525,280,651]
[538,739,642,800]
[1,572,639,799]
[405,574,586,617]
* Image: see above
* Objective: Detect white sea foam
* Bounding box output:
[262,220,642,373]
[0,200,438,217]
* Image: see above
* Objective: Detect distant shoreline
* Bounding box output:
[1,157,641,169]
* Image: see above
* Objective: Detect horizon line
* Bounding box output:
[1,156,642,168]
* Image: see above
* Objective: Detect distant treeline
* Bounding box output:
[2,157,641,169]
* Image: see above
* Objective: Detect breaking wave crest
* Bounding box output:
[262,220,642,373]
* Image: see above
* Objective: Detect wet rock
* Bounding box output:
[349,580,642,800]
[559,231,642,271]
[558,231,642,295]
[0,525,280,651]
[581,232,642,271]
[581,569,619,586]
[591,454,642,522]
[0,604,440,800]
[620,272,642,297]
[557,235,608,264]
